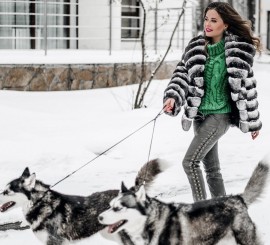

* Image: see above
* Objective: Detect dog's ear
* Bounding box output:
[135,184,146,202]
[120,181,129,193]
[24,173,36,190]
[22,167,30,178]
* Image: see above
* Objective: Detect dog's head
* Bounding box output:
[98,182,148,234]
[0,167,36,213]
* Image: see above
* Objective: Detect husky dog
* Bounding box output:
[0,159,168,245]
[99,160,269,245]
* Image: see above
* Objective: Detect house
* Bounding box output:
[1,0,267,91]
[0,0,197,91]
[0,0,195,52]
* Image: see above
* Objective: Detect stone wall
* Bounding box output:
[0,61,178,91]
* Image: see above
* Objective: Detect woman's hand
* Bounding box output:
[251,131,259,140]
[163,98,175,113]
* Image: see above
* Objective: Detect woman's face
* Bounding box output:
[204,9,227,43]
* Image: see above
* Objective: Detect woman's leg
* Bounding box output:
[182,114,230,202]
[202,142,226,198]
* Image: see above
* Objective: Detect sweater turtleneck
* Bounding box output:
[207,39,225,56]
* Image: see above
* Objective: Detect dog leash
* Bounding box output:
[26,108,164,208]
[50,108,164,189]
[142,109,164,184]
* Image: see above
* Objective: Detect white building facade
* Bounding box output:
[255,0,270,50]
[0,0,196,52]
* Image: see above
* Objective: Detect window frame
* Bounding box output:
[0,0,78,49]
[121,0,141,41]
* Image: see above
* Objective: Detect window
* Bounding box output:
[121,0,140,40]
[0,0,78,49]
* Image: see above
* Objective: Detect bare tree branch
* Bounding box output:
[134,0,147,109]
[134,0,187,108]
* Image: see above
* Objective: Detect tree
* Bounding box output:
[134,0,188,109]
[113,0,188,109]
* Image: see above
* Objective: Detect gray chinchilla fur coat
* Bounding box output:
[164,33,262,133]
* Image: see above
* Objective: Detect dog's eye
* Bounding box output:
[3,190,9,195]
[112,207,122,212]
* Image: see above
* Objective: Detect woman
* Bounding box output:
[163,2,262,202]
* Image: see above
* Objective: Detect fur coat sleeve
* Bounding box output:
[163,55,189,117]
[225,34,262,133]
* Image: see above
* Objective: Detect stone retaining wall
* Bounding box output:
[0,61,178,91]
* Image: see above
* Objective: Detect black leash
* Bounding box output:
[142,109,164,184]
[50,108,164,189]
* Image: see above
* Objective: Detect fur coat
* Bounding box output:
[163,33,262,133]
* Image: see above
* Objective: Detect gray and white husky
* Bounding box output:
[0,159,168,245]
[99,159,269,245]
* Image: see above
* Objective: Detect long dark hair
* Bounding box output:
[204,2,261,51]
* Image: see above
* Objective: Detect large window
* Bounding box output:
[0,0,78,49]
[121,0,140,40]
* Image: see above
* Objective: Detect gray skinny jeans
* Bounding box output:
[182,113,231,202]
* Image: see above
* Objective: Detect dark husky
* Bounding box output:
[0,159,168,244]
[99,159,269,245]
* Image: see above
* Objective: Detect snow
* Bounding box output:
[0,60,269,244]
[0,49,269,65]
[0,49,183,65]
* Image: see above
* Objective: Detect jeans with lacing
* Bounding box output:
[182,113,231,202]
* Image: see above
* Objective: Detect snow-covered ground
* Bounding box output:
[0,49,183,64]
[0,60,269,244]
[0,49,269,65]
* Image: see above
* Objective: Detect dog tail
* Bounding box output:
[242,159,269,206]
[135,158,170,188]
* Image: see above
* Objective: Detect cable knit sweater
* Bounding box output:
[163,33,262,133]
[199,39,231,115]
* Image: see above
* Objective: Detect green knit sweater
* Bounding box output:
[199,39,231,115]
